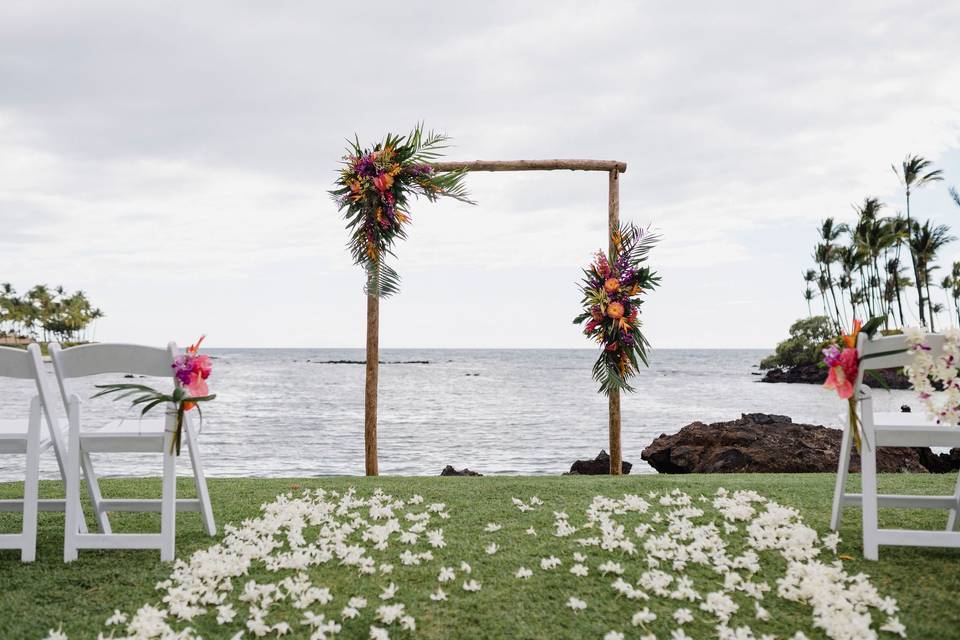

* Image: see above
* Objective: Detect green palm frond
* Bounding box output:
[331,123,475,298]
[94,383,216,455]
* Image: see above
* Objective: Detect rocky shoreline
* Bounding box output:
[641,412,960,474]
[759,363,911,388]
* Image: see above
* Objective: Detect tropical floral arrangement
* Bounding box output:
[574,223,660,395]
[93,336,215,455]
[821,318,885,449]
[904,326,960,425]
[330,124,472,297]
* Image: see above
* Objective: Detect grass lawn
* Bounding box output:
[1,473,959,639]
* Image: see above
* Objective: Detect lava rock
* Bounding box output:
[440,465,483,477]
[641,413,939,474]
[567,449,632,475]
[760,364,911,389]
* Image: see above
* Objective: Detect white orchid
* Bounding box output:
[632,608,657,625]
[566,596,587,612]
[379,583,397,600]
[438,566,456,583]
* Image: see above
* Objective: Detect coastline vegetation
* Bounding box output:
[0,283,103,344]
[807,155,960,334]
[767,154,960,373]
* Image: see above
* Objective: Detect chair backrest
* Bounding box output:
[48,342,180,411]
[0,344,38,380]
[854,331,946,390]
[0,344,68,461]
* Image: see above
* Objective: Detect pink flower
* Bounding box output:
[186,376,209,398]
[823,347,858,399]
[193,354,212,379]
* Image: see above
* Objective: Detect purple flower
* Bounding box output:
[822,344,841,367]
[409,163,433,176]
[355,154,377,177]
[172,355,194,385]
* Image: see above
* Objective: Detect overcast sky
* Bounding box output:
[2,1,960,349]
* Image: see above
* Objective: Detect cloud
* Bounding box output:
[1,1,959,347]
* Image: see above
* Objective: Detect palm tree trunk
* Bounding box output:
[825,263,843,327]
[894,276,905,326]
[905,192,927,328]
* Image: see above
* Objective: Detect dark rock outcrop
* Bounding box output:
[760,364,911,389]
[309,360,431,365]
[641,413,943,474]
[440,465,483,477]
[566,450,632,475]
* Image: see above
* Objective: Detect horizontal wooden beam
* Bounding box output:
[431,159,627,173]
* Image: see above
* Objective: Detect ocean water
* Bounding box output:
[0,349,919,480]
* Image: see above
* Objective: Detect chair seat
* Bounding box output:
[871,412,960,447]
[0,419,56,453]
[79,417,169,453]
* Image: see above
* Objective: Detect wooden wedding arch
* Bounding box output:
[363,159,628,476]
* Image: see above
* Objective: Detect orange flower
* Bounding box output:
[842,319,863,349]
[373,173,394,193]
[349,180,361,194]
[607,301,625,319]
[604,278,620,294]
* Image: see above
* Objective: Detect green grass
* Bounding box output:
[1,474,958,639]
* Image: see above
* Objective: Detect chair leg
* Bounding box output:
[185,421,216,536]
[861,441,880,561]
[830,422,854,531]
[21,397,42,562]
[160,445,177,562]
[63,398,81,562]
[81,452,112,534]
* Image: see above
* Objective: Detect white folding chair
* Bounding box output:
[830,332,960,560]
[50,342,216,562]
[0,345,47,561]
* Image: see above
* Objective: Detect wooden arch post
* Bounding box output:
[363,159,627,476]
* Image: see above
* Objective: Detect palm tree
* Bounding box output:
[893,154,944,328]
[816,273,833,322]
[885,257,909,327]
[951,187,960,209]
[951,262,960,327]
[910,220,955,332]
[942,275,956,328]
[802,270,817,317]
[853,198,891,322]
[837,245,860,322]
[885,214,911,325]
[817,218,847,327]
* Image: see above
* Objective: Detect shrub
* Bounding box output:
[760,316,834,369]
